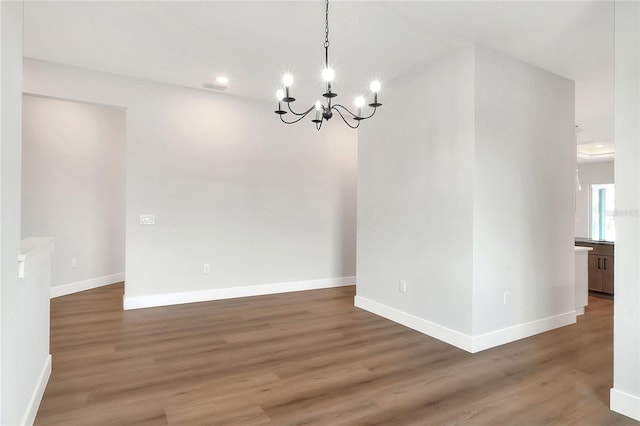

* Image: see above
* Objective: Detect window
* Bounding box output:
[591,183,615,241]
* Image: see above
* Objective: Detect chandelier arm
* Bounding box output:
[332,107,360,129]
[286,102,314,117]
[331,104,358,119]
[359,106,378,120]
[333,103,378,120]
[280,109,314,124]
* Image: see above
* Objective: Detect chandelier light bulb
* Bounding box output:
[282,74,294,87]
[370,80,381,93]
[354,96,365,108]
[315,101,323,111]
[322,68,335,82]
[276,90,285,101]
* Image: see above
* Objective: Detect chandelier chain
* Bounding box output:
[324,0,330,66]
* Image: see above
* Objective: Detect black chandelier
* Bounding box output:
[274,0,382,130]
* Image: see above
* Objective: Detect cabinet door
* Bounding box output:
[588,254,603,292]
[602,255,614,294]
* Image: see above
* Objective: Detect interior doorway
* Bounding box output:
[21,94,126,297]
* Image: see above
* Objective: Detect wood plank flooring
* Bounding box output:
[36,284,638,425]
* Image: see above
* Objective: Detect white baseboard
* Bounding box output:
[354,295,474,352]
[611,388,640,421]
[51,272,125,298]
[576,306,585,316]
[471,311,576,353]
[20,354,51,426]
[123,276,356,310]
[354,295,576,353]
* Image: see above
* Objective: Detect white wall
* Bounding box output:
[575,161,614,238]
[23,58,358,308]
[356,46,575,353]
[1,2,51,424]
[472,46,575,337]
[611,0,640,420]
[22,95,126,294]
[356,48,476,338]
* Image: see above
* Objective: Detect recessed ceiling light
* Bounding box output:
[202,76,229,91]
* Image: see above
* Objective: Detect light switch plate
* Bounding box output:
[140,214,155,225]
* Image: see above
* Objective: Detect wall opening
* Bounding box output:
[21,94,126,297]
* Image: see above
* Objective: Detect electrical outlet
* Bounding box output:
[503,291,510,305]
[399,280,407,293]
[203,264,210,274]
[140,214,155,225]
[71,258,77,268]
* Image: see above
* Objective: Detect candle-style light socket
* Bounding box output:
[274,101,287,115]
[369,93,382,108]
[283,87,296,103]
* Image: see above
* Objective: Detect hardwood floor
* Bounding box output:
[36,283,638,425]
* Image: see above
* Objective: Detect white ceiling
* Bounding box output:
[577,141,615,162]
[23,1,614,145]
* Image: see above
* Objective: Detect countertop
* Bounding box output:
[17,237,54,279]
[575,237,615,246]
